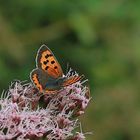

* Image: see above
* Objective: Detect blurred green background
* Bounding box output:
[0,0,140,140]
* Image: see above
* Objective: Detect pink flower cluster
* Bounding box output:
[0,71,90,140]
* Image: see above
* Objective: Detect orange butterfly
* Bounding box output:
[30,44,82,94]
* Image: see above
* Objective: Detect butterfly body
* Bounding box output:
[30,45,82,94]
[44,76,66,90]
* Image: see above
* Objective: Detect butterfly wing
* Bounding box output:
[30,68,48,92]
[30,68,60,94]
[36,44,63,78]
[62,75,83,87]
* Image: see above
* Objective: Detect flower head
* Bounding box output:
[0,70,91,140]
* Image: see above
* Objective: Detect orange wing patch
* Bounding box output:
[38,46,63,78]
[32,73,43,92]
[45,89,58,94]
[63,76,82,87]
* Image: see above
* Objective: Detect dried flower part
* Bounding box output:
[0,70,91,140]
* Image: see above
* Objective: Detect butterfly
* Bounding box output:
[30,44,82,94]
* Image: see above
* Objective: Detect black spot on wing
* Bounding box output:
[43,61,47,65]
[45,54,53,59]
[44,60,49,65]
[54,66,57,69]
[51,60,55,64]
[49,54,53,57]
[45,54,50,59]
[45,66,49,70]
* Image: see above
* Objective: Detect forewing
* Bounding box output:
[36,44,63,78]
